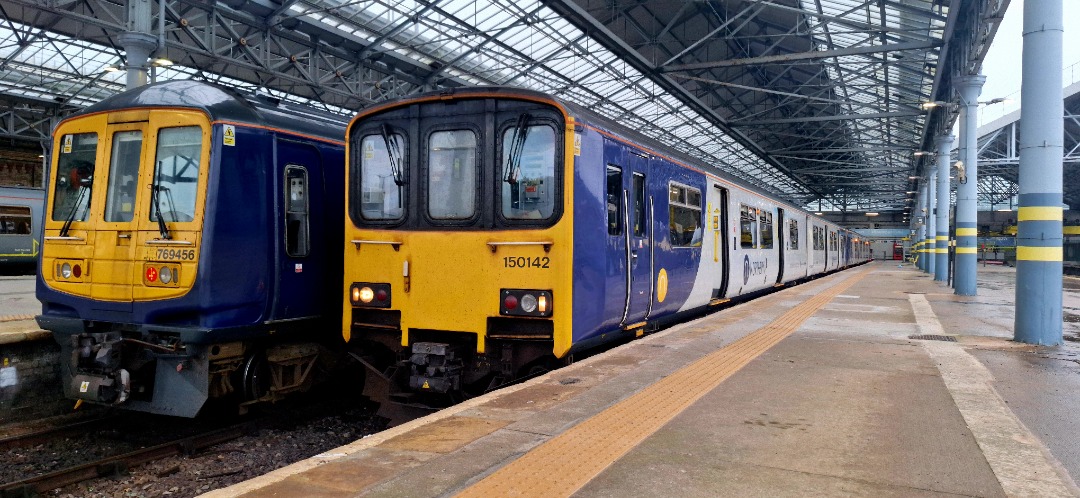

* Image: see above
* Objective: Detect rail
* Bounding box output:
[0,424,247,496]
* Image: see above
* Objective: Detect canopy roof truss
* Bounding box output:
[0,0,1008,212]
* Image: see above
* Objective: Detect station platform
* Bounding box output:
[198,261,1080,498]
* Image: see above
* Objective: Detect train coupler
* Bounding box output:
[407,342,463,394]
[71,369,130,404]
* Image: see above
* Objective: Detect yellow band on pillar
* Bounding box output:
[955,247,977,254]
[956,228,977,236]
[936,236,948,241]
[1016,246,1063,262]
[1017,206,1063,222]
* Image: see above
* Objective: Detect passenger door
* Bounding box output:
[713,185,730,299]
[274,140,323,320]
[624,155,651,326]
[776,208,785,284]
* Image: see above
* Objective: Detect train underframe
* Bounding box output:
[350,325,560,411]
[45,318,327,417]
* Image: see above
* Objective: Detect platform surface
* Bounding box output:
[0,274,46,344]
[199,261,1080,497]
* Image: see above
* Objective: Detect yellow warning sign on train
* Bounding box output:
[223,125,236,146]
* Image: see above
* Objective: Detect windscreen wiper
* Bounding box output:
[151,162,171,240]
[58,186,87,237]
[503,113,531,184]
[380,124,405,186]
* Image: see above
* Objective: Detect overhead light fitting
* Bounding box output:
[152,58,174,67]
[913,151,931,156]
[865,212,880,217]
[103,64,122,73]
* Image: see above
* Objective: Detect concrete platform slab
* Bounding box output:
[204,263,1080,498]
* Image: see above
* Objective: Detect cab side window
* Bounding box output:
[285,166,309,257]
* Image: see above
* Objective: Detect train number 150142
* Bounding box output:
[503,256,550,268]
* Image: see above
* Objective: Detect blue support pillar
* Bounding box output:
[935,135,954,281]
[918,183,928,271]
[927,170,937,276]
[954,74,985,295]
[1015,0,1063,345]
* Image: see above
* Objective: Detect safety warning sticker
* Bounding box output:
[223,124,236,146]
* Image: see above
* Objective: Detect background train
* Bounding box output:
[342,87,870,407]
[36,80,348,416]
[0,186,44,270]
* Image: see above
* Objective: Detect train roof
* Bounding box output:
[68,80,349,143]
[353,86,805,213]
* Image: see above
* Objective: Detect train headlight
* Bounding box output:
[350,283,391,308]
[160,266,173,284]
[500,289,552,317]
[520,294,538,313]
[60,263,72,279]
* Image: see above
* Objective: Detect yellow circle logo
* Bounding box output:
[657,268,668,303]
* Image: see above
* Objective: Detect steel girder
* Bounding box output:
[972,88,1080,209]
[0,0,1008,212]
[543,0,1008,213]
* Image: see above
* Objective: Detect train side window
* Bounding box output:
[760,210,773,249]
[428,129,478,220]
[52,133,98,222]
[788,220,799,250]
[668,182,701,247]
[285,166,309,257]
[358,131,406,221]
[632,173,646,237]
[151,126,202,223]
[739,205,756,249]
[500,123,556,221]
[105,130,142,222]
[606,165,623,235]
[0,206,31,234]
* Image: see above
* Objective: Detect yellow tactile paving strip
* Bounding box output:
[456,266,872,498]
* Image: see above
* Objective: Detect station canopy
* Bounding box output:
[0,0,1006,213]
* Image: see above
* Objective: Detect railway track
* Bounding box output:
[0,416,117,451]
[0,423,248,497]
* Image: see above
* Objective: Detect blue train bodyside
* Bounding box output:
[565,104,869,353]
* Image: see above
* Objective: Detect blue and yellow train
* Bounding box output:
[0,186,43,269]
[36,80,347,416]
[342,87,871,405]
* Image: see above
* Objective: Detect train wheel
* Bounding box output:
[240,351,271,401]
[518,355,562,379]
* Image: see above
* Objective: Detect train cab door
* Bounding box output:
[92,119,150,308]
[775,208,785,284]
[274,140,323,320]
[624,155,652,326]
[713,185,730,299]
